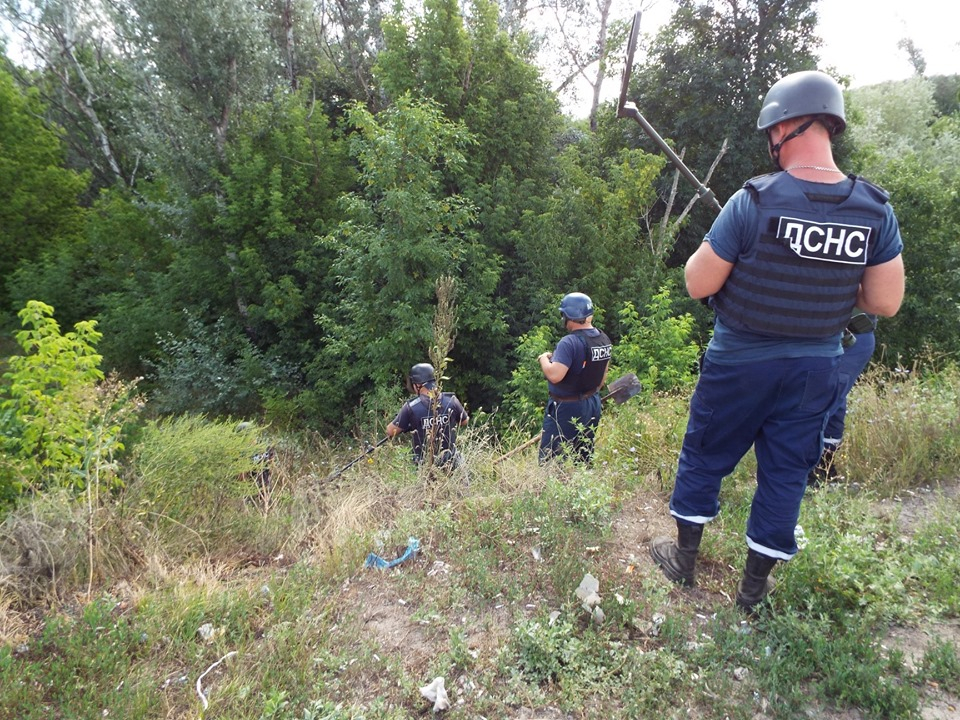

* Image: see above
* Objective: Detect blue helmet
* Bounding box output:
[559,292,594,322]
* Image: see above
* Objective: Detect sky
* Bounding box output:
[633,0,959,87]
[814,0,960,86]
[566,0,959,116]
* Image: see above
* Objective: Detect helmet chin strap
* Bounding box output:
[767,118,816,170]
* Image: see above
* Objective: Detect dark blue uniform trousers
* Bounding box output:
[670,354,840,560]
[824,330,875,447]
[539,395,601,464]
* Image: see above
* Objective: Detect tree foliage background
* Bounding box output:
[2,0,958,434]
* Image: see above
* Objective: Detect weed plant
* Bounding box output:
[844,362,960,492]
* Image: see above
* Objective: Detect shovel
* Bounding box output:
[494,373,643,464]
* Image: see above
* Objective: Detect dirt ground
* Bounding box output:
[343,476,960,719]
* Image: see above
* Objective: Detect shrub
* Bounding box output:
[0,489,85,604]
[126,415,269,555]
[612,287,700,394]
[148,310,291,418]
[0,301,139,503]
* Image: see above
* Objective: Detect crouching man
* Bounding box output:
[386,363,469,468]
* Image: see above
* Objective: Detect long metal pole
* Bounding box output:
[616,11,722,214]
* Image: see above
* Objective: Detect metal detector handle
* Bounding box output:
[616,10,722,214]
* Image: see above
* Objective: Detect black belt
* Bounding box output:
[550,389,598,403]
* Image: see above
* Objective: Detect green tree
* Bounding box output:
[2,0,136,190]
[844,79,960,363]
[612,288,700,394]
[863,157,960,363]
[509,139,670,338]
[0,63,88,316]
[74,0,273,200]
[0,301,135,499]
[175,91,356,418]
[316,95,492,418]
[609,0,822,257]
[848,77,960,185]
[5,184,183,377]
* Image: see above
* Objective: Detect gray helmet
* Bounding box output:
[559,292,594,322]
[409,363,436,387]
[757,70,846,136]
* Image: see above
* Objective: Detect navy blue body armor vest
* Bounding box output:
[552,329,613,397]
[710,172,889,340]
[404,392,462,461]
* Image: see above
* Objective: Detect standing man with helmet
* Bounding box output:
[649,71,905,614]
[537,292,613,464]
[387,363,469,468]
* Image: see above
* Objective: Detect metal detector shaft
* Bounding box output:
[617,103,721,213]
[325,436,389,482]
[616,10,722,214]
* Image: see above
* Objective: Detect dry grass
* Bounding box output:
[0,489,84,605]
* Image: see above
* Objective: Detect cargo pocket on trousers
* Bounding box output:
[800,366,840,416]
[684,394,715,453]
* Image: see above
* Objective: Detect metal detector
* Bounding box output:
[616,11,722,213]
[324,436,389,482]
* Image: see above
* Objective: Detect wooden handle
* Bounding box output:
[494,432,543,464]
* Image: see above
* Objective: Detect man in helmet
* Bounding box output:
[537,292,613,464]
[649,70,905,615]
[386,363,469,467]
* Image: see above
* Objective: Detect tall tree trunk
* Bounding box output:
[282,0,298,90]
[588,0,613,132]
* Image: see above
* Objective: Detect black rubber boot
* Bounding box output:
[649,521,703,587]
[736,549,778,615]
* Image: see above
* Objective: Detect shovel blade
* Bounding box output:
[605,373,642,404]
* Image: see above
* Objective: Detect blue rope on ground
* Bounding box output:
[365,537,421,570]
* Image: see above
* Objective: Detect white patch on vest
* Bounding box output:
[420,414,451,431]
[591,345,612,362]
[778,216,870,265]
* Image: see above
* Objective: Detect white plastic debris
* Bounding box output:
[794,524,808,550]
[197,623,217,642]
[575,573,601,610]
[575,573,604,623]
[419,676,450,712]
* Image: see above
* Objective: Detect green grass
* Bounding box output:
[2,366,960,718]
